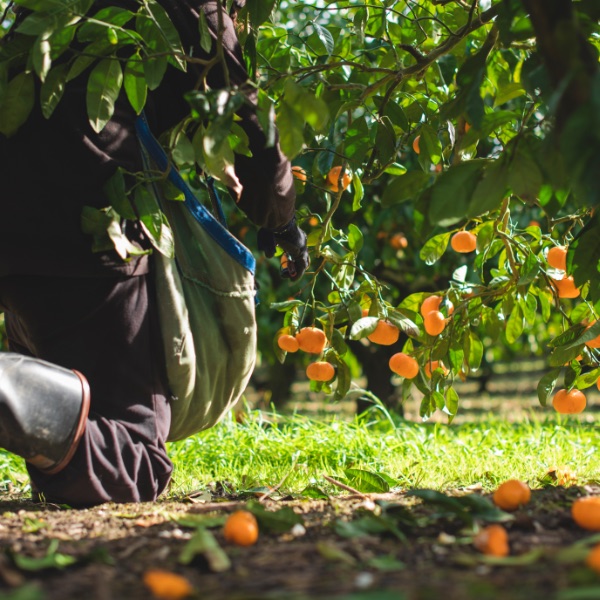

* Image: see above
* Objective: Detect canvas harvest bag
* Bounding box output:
[135,114,257,442]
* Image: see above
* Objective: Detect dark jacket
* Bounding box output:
[0,0,296,277]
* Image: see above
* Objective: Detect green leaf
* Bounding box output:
[429,161,486,227]
[548,344,585,368]
[16,0,93,36]
[344,468,391,493]
[313,23,334,55]
[517,252,541,286]
[445,387,459,422]
[300,485,329,499]
[141,0,186,71]
[248,0,277,28]
[76,6,135,41]
[537,368,561,407]
[11,539,77,571]
[352,173,364,211]
[387,309,418,337]
[0,72,35,137]
[246,501,304,533]
[86,58,123,133]
[574,367,600,390]
[103,168,136,219]
[548,323,587,349]
[468,159,508,218]
[32,35,51,81]
[39,63,67,118]
[276,102,304,160]
[316,541,357,565]
[419,123,442,165]
[508,147,543,201]
[381,171,431,207]
[373,116,397,168]
[349,316,378,340]
[133,185,174,257]
[347,223,363,254]
[198,9,212,53]
[283,79,329,133]
[124,51,147,114]
[504,302,523,344]
[467,332,483,371]
[419,232,450,265]
[178,528,230,572]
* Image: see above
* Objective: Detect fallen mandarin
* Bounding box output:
[572,497,600,531]
[492,479,531,511]
[223,510,259,546]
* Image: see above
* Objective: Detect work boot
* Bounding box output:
[0,353,90,474]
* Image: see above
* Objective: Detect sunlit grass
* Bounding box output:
[166,406,600,497]
[0,404,597,500]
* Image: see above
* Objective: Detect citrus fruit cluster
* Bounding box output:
[277,327,335,382]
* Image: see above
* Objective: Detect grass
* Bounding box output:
[165,405,600,498]
[1,403,598,500]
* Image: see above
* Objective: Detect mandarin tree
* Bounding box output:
[1,0,599,419]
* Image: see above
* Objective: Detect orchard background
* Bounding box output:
[0,0,600,417]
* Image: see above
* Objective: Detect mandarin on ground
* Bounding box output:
[412,135,421,154]
[420,295,454,317]
[277,334,299,353]
[423,310,446,336]
[572,497,600,531]
[291,165,307,182]
[296,327,327,354]
[223,510,259,546]
[327,166,352,192]
[546,245,567,271]
[552,388,586,414]
[492,479,531,511]
[586,545,600,573]
[306,361,335,382]
[552,275,580,299]
[451,230,477,253]
[143,569,194,600]
[473,524,509,557]
[389,353,419,379]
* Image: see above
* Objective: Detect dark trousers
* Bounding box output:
[0,270,173,507]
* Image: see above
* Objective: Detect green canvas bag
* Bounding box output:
[135,115,257,442]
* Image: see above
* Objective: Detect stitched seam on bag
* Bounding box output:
[180,273,256,299]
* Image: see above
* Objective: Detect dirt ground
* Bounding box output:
[0,483,599,600]
[1,368,599,600]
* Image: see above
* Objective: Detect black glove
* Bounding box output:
[257,216,310,281]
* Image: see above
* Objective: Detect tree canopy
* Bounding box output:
[1,0,599,419]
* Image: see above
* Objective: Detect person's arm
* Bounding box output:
[151,0,309,279]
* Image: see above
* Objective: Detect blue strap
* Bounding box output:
[134,113,256,276]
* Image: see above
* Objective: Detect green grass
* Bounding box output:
[1,406,597,499]
[166,407,600,497]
